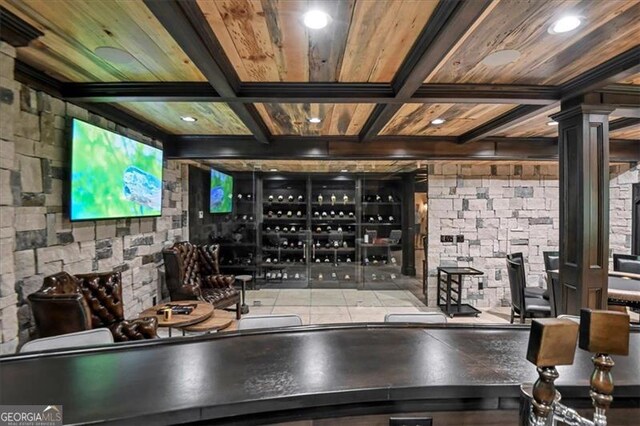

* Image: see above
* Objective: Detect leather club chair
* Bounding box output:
[163,242,241,319]
[29,271,158,342]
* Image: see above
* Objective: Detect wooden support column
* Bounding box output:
[402,173,417,276]
[552,103,614,315]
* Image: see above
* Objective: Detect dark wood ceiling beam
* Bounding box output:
[609,117,640,132]
[61,81,560,105]
[165,135,638,162]
[359,0,493,141]
[459,46,640,144]
[0,6,43,47]
[143,0,271,144]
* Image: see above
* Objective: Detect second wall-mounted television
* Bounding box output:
[210,168,233,213]
[70,119,163,221]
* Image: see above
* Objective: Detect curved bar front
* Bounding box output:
[1,324,639,425]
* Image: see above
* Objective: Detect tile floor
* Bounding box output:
[244,288,514,325]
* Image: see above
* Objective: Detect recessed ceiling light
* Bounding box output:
[431,118,446,125]
[481,49,521,67]
[547,121,559,126]
[94,46,136,64]
[303,10,330,29]
[270,168,278,172]
[180,116,197,122]
[548,16,582,34]
[340,169,348,173]
[308,117,322,123]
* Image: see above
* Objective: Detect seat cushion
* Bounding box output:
[524,297,551,313]
[201,287,239,305]
[524,286,549,300]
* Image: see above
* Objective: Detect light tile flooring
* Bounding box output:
[244,288,514,325]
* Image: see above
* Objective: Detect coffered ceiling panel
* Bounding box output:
[197,0,438,82]
[116,102,251,135]
[425,0,640,85]
[380,103,515,136]
[255,103,374,135]
[1,0,205,82]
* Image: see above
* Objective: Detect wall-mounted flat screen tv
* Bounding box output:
[210,169,233,213]
[70,119,163,221]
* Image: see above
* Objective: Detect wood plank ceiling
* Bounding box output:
[255,103,374,135]
[425,0,640,85]
[1,0,205,82]
[198,0,439,82]
[4,0,639,154]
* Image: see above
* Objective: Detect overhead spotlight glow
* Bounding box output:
[431,118,446,125]
[547,121,559,126]
[180,116,197,122]
[549,16,582,34]
[308,117,322,123]
[340,169,348,173]
[303,10,330,29]
[270,168,278,172]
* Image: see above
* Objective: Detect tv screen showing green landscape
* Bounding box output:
[70,119,163,221]
[210,169,233,213]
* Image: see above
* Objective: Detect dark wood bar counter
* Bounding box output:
[1,324,639,425]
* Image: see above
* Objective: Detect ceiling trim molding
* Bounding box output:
[143,0,271,144]
[0,6,43,47]
[165,135,638,162]
[359,0,493,141]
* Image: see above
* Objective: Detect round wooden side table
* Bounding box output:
[180,310,235,334]
[138,301,213,337]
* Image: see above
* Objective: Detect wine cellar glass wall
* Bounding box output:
[195,168,412,290]
[215,174,257,276]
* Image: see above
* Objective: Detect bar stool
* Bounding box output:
[236,275,252,314]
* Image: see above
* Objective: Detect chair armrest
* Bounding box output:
[110,317,158,342]
[203,274,235,289]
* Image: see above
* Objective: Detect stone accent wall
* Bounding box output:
[0,42,188,353]
[609,164,639,255]
[426,162,638,309]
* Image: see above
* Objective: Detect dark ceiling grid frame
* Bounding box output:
[143,0,272,144]
[458,45,640,144]
[60,82,561,105]
[358,0,493,141]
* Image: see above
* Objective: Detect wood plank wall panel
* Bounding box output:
[117,102,251,135]
[197,0,437,82]
[1,0,206,82]
[425,0,640,85]
[380,103,515,136]
[255,103,374,135]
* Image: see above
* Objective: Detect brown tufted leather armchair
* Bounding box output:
[29,271,158,342]
[163,241,241,319]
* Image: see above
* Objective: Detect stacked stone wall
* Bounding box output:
[426,162,638,309]
[0,42,189,353]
